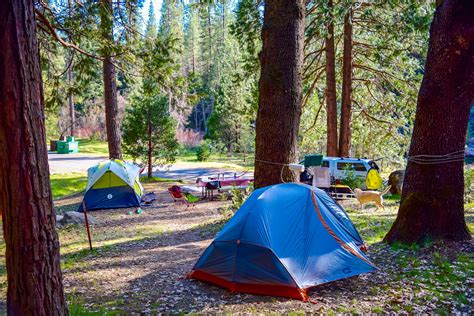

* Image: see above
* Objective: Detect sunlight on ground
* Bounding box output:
[75,139,109,155]
[0,184,472,314]
[50,173,87,199]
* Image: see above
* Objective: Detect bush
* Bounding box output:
[464,167,474,203]
[196,141,211,161]
[340,168,365,189]
[221,185,253,218]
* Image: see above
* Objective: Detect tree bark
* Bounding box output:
[384,0,474,244]
[67,0,75,137]
[67,55,75,137]
[148,120,153,178]
[254,0,305,188]
[325,0,338,157]
[0,0,67,314]
[338,8,353,157]
[101,0,123,159]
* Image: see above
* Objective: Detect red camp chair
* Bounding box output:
[168,185,196,207]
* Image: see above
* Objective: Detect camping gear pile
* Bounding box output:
[78,159,144,212]
[300,155,383,200]
[189,183,376,301]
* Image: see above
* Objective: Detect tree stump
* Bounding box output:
[388,170,405,195]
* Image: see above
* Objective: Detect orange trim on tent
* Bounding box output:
[311,192,376,268]
[188,270,309,301]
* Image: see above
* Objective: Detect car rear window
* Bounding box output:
[337,162,367,171]
[321,160,329,168]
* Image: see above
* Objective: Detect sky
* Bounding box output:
[142,0,163,25]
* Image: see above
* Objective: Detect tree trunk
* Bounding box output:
[148,120,153,178]
[254,0,305,188]
[201,99,207,133]
[67,56,75,137]
[67,0,75,137]
[0,0,67,314]
[384,0,474,244]
[101,0,122,160]
[325,0,338,157]
[338,8,353,157]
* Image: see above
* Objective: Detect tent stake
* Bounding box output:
[82,201,93,250]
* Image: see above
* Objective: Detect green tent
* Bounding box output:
[78,159,144,212]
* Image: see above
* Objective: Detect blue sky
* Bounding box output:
[142,0,163,25]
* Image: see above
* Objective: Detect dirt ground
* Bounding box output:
[0,181,473,314]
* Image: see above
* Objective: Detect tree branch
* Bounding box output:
[35,8,104,60]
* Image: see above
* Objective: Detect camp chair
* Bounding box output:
[168,185,198,207]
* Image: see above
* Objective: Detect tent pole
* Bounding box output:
[82,201,93,250]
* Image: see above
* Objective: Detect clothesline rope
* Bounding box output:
[407,149,465,164]
[254,159,290,166]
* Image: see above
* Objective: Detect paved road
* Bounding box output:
[48,153,252,181]
[48,153,106,174]
[153,165,251,181]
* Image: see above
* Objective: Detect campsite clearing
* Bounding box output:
[0,181,472,314]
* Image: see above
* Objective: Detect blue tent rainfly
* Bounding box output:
[189,183,376,301]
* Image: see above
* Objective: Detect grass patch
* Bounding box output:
[69,294,124,316]
[50,173,87,199]
[392,247,473,310]
[349,211,396,244]
[76,139,108,155]
[59,220,165,270]
[176,150,255,169]
[140,176,179,183]
[385,193,401,201]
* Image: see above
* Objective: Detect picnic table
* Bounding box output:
[196,173,254,199]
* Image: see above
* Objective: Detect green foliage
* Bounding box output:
[464,167,474,203]
[140,176,179,184]
[230,0,263,76]
[340,167,365,189]
[206,75,256,153]
[196,140,211,161]
[303,1,434,164]
[122,95,178,168]
[77,138,108,155]
[221,184,254,218]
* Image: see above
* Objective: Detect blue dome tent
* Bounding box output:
[189,183,376,301]
[78,159,144,212]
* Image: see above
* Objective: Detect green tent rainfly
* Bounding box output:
[78,159,144,212]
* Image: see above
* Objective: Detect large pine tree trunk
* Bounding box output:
[385,0,474,244]
[325,0,338,156]
[0,0,67,314]
[67,55,75,137]
[67,0,75,137]
[254,0,305,188]
[101,0,123,159]
[338,8,353,157]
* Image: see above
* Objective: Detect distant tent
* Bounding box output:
[78,159,144,212]
[189,183,376,301]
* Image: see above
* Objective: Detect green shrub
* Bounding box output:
[196,141,211,161]
[340,168,365,189]
[221,184,253,217]
[464,167,474,203]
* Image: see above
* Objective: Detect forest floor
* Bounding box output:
[0,180,472,314]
